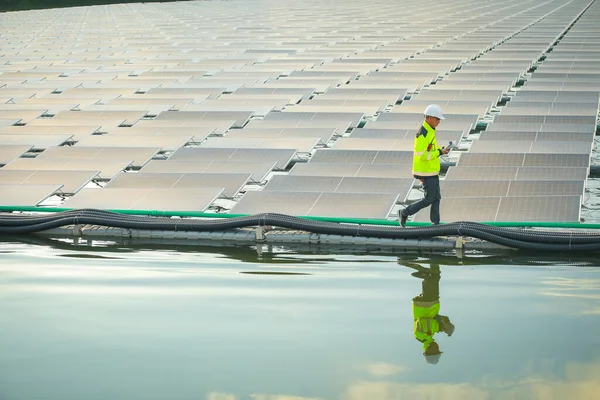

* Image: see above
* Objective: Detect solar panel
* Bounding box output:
[53,110,147,125]
[0,110,48,123]
[524,153,590,167]
[154,110,253,128]
[231,191,321,216]
[232,87,315,100]
[412,197,501,223]
[469,141,593,154]
[244,119,351,134]
[72,135,193,151]
[0,119,21,128]
[265,175,413,196]
[26,118,127,131]
[0,184,63,206]
[3,158,132,180]
[0,145,32,165]
[37,146,160,167]
[227,128,336,142]
[200,137,320,153]
[0,134,74,148]
[289,162,414,179]
[232,191,398,219]
[169,147,296,169]
[0,170,99,194]
[507,180,585,197]
[516,167,588,180]
[266,111,365,128]
[104,126,214,142]
[496,196,581,222]
[310,149,413,164]
[457,153,526,167]
[62,187,224,212]
[445,166,519,180]
[439,180,511,197]
[105,172,251,197]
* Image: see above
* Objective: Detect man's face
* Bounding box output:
[426,116,441,129]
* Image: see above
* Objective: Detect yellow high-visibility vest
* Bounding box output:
[413,300,441,350]
[412,121,442,177]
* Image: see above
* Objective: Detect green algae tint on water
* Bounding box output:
[1,238,599,400]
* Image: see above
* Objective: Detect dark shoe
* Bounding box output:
[398,210,408,227]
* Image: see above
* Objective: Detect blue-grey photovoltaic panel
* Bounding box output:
[0,145,32,165]
[289,162,414,179]
[264,111,365,128]
[412,197,501,223]
[446,166,588,181]
[62,188,225,212]
[169,148,297,169]
[37,146,160,168]
[534,132,594,142]
[478,131,538,141]
[469,140,593,154]
[0,184,63,206]
[310,149,380,164]
[439,180,511,197]
[3,158,132,180]
[308,192,399,219]
[227,128,337,142]
[507,181,585,197]
[0,170,100,194]
[155,110,253,128]
[104,172,251,197]
[524,153,590,168]
[232,191,399,219]
[335,177,414,200]
[140,160,276,182]
[232,191,321,216]
[373,151,414,164]
[457,153,525,167]
[444,166,519,180]
[479,131,594,142]
[233,87,316,100]
[377,112,480,126]
[529,142,593,154]
[349,129,413,138]
[350,128,465,144]
[496,196,581,222]
[290,163,365,177]
[310,149,413,164]
[264,175,343,192]
[516,167,588,181]
[264,175,414,197]
[493,115,596,125]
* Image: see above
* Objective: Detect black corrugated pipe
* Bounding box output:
[1,209,600,252]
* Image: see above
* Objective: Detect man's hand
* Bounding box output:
[442,147,451,155]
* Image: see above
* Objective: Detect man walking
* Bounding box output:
[399,104,450,227]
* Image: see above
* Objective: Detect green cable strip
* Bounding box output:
[2,206,600,230]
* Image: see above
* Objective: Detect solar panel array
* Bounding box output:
[0,0,598,221]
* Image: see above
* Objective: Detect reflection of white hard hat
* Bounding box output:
[424,353,442,364]
[424,104,445,120]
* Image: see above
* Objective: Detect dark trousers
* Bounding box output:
[413,264,441,301]
[403,175,441,224]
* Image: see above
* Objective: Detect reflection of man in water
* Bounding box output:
[409,263,455,364]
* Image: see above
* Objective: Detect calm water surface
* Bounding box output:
[1,237,599,400]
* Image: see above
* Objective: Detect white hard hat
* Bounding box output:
[424,353,442,364]
[424,104,445,120]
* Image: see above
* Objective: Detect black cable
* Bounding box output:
[1,210,600,252]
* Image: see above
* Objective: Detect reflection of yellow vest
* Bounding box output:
[413,300,440,350]
[412,121,441,177]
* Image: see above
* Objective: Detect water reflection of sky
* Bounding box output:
[0,239,599,400]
